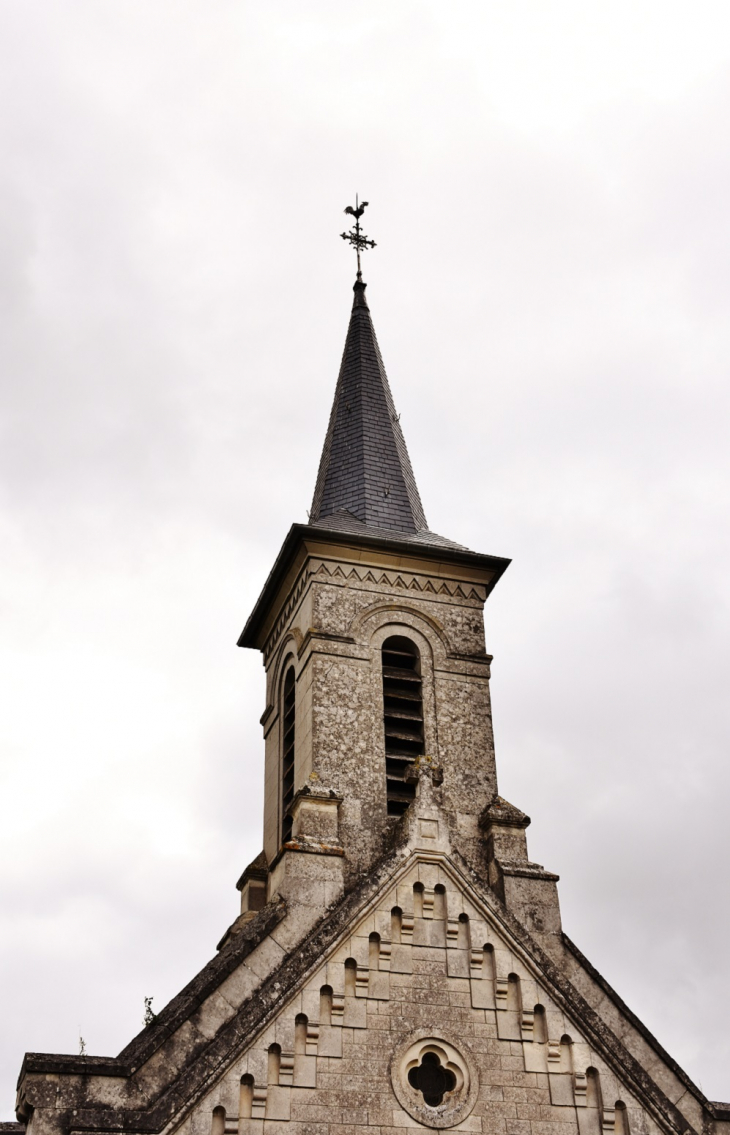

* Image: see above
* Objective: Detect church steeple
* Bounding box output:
[309,276,428,537]
[237,215,510,882]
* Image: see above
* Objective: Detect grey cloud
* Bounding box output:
[2,0,729,1114]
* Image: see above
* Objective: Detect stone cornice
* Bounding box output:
[259,555,492,666]
[238,523,509,653]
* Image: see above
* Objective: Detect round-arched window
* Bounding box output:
[381,636,423,815]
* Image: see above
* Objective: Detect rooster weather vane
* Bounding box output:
[340,195,376,276]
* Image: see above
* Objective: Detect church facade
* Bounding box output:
[10,271,729,1135]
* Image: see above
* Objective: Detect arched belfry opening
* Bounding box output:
[281,666,296,843]
[381,635,425,814]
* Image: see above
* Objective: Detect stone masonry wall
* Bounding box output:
[178,855,655,1135]
[260,553,498,882]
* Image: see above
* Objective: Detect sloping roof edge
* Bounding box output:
[561,933,709,1115]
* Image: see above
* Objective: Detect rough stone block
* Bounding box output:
[374,908,393,939]
[300,987,321,1023]
[524,1042,548,1074]
[342,996,367,1028]
[347,936,369,965]
[390,944,413,974]
[368,971,390,1000]
[470,975,496,1009]
[396,883,415,912]
[317,1024,342,1058]
[452,1115,481,1131]
[497,1009,522,1041]
[352,914,376,938]
[292,1054,317,1089]
[428,919,447,947]
[549,1073,575,1107]
[412,919,430,947]
[244,935,287,981]
[447,949,470,978]
[578,1112,602,1135]
[264,1087,290,1122]
[245,1047,268,1085]
[238,1120,264,1135]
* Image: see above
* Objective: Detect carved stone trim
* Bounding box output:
[312,559,486,603]
[261,557,487,664]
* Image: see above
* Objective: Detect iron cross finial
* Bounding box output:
[340,195,376,277]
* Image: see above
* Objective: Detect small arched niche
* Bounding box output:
[344,958,357,997]
[320,985,333,1025]
[615,1101,630,1135]
[294,1013,308,1055]
[239,1075,254,1120]
[267,1043,281,1085]
[533,1004,547,1043]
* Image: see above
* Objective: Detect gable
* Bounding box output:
[175,854,666,1135]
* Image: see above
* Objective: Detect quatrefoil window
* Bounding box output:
[408,1051,457,1106]
[392,1032,476,1128]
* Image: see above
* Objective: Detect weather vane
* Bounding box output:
[340,195,376,277]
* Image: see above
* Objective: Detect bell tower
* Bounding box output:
[238,268,511,901]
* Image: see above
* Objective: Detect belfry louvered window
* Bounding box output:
[281,667,296,843]
[382,636,424,815]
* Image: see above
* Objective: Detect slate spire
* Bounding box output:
[309,276,429,537]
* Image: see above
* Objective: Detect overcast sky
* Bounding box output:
[2,0,730,1116]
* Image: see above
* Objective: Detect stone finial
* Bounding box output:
[481,794,563,947]
[267,784,346,948]
[480,794,531,865]
[398,761,451,856]
[285,784,345,856]
[236,850,269,920]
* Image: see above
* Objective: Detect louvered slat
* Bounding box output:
[382,636,424,816]
[281,668,296,842]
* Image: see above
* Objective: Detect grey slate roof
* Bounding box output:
[311,508,467,550]
[310,277,453,545]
